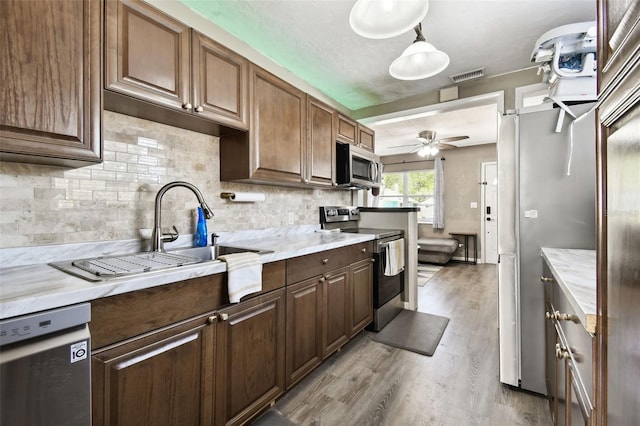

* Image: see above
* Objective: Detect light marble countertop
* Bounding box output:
[540,247,597,334]
[0,230,374,320]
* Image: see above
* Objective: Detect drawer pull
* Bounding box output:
[555,343,570,359]
[556,312,579,322]
[322,258,329,264]
[540,276,554,283]
[182,102,193,110]
[361,248,367,253]
[219,313,229,321]
[207,315,218,324]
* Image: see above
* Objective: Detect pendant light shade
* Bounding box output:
[349,0,430,39]
[389,24,449,80]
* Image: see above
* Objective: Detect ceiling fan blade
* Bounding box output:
[435,135,469,143]
[410,145,424,154]
[390,143,422,149]
[434,143,458,150]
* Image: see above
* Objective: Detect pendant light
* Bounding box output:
[349,0,430,39]
[389,23,449,80]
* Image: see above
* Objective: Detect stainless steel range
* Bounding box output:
[319,206,405,331]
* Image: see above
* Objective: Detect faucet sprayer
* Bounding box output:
[152,181,214,252]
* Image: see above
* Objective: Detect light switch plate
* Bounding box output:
[470,202,478,208]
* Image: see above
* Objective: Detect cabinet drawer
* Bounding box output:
[352,241,374,262]
[91,274,225,349]
[552,282,594,404]
[286,242,373,284]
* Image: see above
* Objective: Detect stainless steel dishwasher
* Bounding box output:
[0,303,91,426]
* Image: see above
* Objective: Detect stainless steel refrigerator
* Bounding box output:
[497,103,596,394]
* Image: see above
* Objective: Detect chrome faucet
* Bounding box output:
[152,181,213,252]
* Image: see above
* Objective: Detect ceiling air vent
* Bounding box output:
[449,67,485,84]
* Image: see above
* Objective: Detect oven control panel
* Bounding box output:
[319,206,359,224]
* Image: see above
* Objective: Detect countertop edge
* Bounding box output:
[0,233,374,319]
[540,247,597,334]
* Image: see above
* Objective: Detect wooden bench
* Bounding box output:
[417,238,459,265]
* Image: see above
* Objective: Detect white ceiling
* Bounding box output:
[179,0,596,155]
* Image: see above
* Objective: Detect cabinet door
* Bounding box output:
[358,124,375,152]
[554,322,568,426]
[350,258,373,335]
[306,96,336,187]
[336,114,357,145]
[323,267,350,358]
[215,289,286,426]
[286,277,323,389]
[0,0,101,166]
[105,0,191,112]
[92,314,216,426]
[249,64,306,185]
[544,288,559,422]
[192,31,248,130]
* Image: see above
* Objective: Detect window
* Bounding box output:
[379,170,435,223]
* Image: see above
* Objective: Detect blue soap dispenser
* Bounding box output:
[195,207,208,247]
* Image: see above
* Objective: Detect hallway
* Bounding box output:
[259,263,552,425]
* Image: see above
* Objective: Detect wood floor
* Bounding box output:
[256,263,552,426]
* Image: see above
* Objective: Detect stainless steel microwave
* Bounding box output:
[336,142,382,189]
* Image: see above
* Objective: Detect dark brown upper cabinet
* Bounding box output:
[105,0,248,133]
[220,64,307,187]
[358,124,375,152]
[0,0,102,167]
[306,96,336,187]
[336,114,375,152]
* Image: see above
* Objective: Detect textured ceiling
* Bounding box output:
[179,0,596,154]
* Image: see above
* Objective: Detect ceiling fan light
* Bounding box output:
[429,146,439,155]
[349,0,430,39]
[418,146,430,157]
[389,41,450,80]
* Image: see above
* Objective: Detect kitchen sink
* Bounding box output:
[168,244,273,260]
[49,245,273,282]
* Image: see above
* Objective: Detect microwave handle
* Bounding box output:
[370,162,379,182]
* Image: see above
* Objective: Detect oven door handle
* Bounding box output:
[380,246,387,272]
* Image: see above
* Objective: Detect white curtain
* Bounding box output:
[433,157,445,229]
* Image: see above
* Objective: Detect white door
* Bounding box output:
[482,162,498,264]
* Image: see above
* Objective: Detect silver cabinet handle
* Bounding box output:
[219,313,229,321]
[195,105,204,112]
[555,343,570,359]
[182,103,193,110]
[207,315,218,324]
[322,258,328,264]
[556,312,579,322]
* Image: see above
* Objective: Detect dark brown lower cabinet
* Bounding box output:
[322,267,350,358]
[350,258,374,335]
[214,289,286,426]
[543,264,594,426]
[286,278,323,389]
[91,313,216,426]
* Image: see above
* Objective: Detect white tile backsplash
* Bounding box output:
[0,111,351,248]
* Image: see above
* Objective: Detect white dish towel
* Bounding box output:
[218,252,263,303]
[384,238,405,276]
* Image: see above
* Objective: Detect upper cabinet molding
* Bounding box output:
[597,0,640,126]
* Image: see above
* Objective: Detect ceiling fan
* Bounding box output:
[392,130,469,157]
